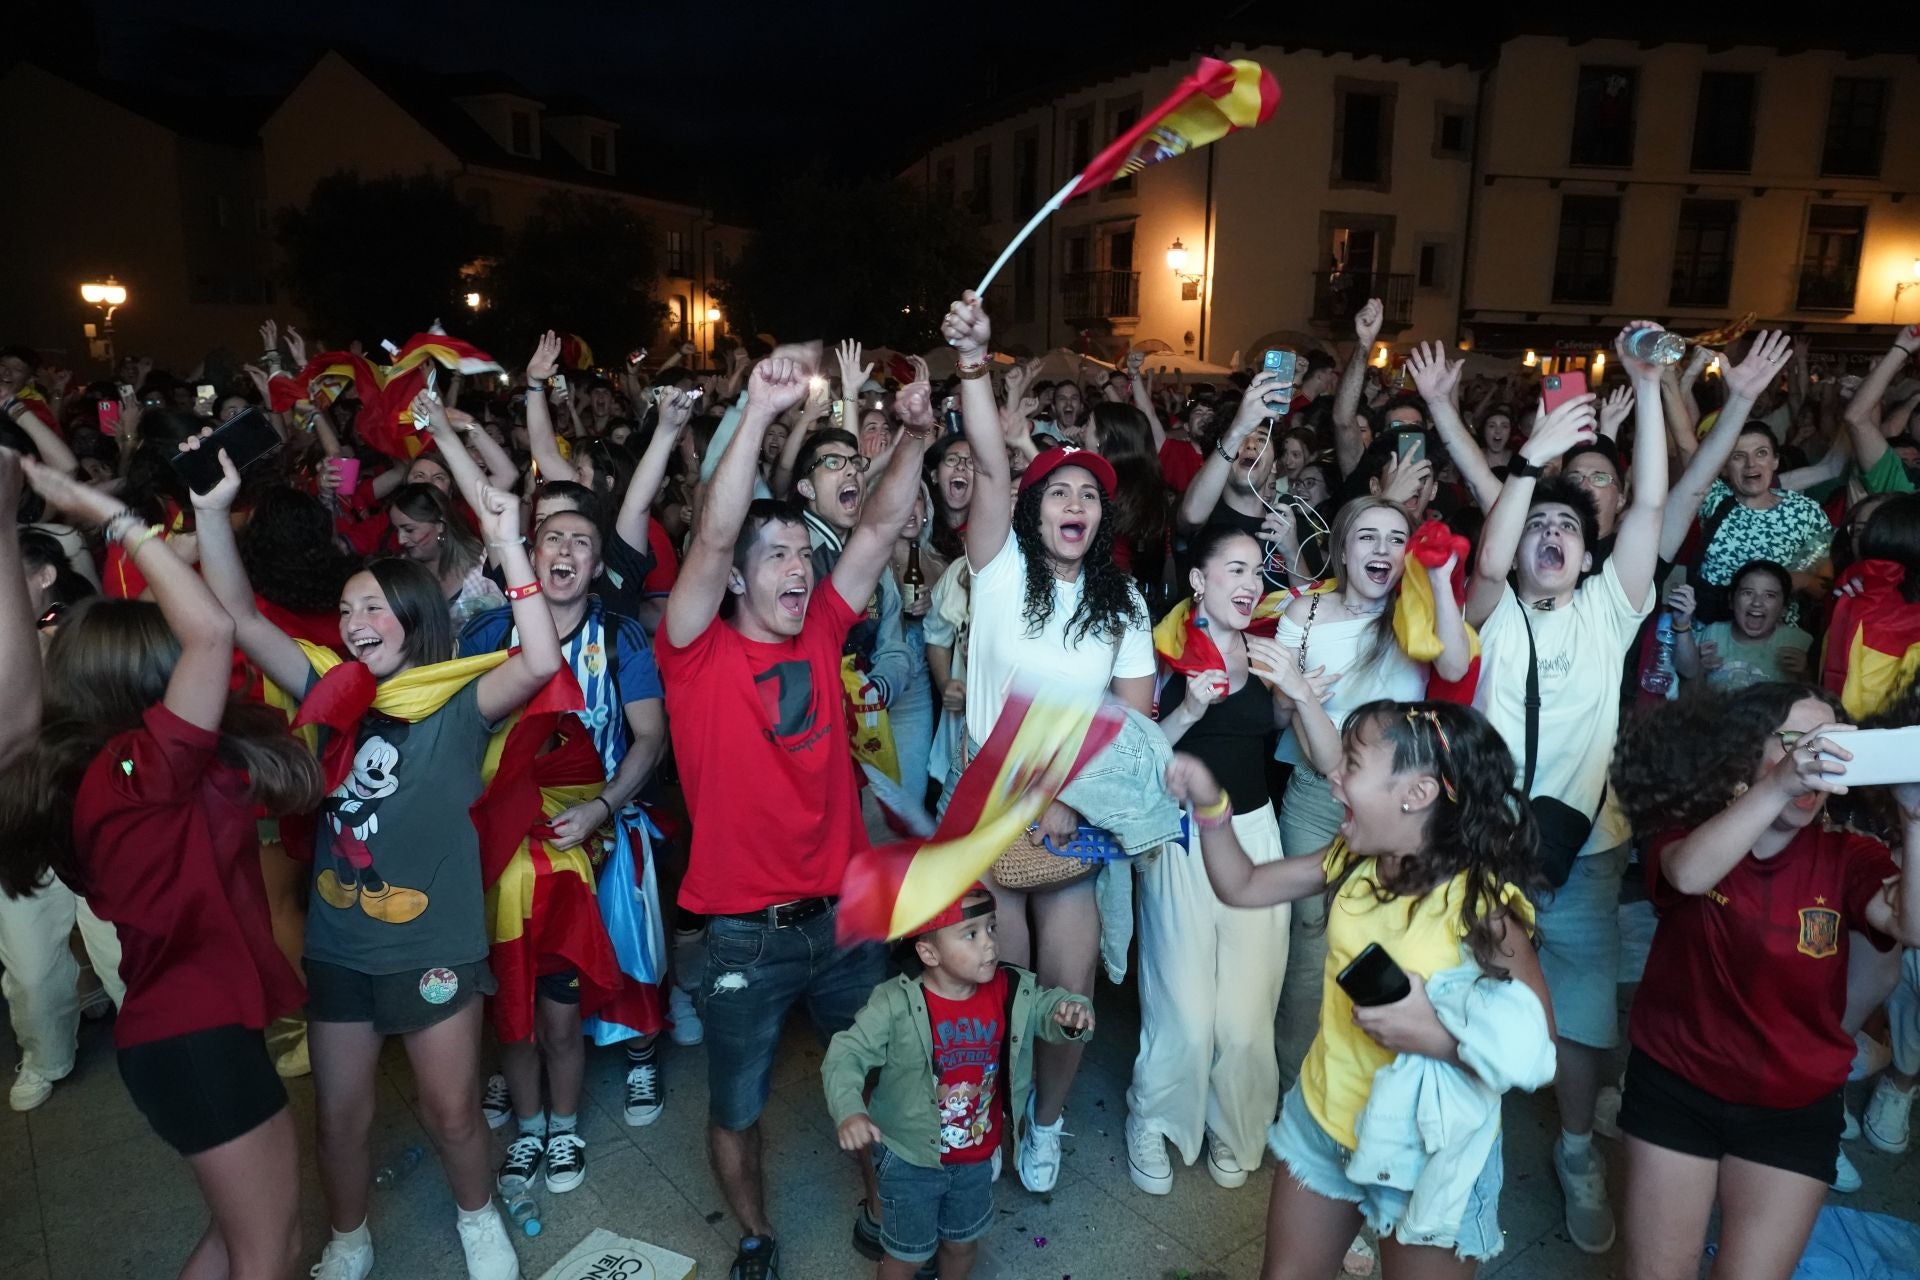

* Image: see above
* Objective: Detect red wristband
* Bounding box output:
[505,581,542,602]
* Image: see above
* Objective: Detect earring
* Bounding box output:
[1400,802,1410,813]
[1192,590,1208,626]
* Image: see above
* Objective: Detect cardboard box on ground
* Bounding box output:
[536,1228,698,1280]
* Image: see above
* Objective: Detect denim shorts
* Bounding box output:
[1267,1082,1506,1261]
[874,1145,995,1263]
[1534,842,1629,1050]
[701,904,885,1130]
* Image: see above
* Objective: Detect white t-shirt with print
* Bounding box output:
[1473,559,1653,836]
[964,537,1155,747]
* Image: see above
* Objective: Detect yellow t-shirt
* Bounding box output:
[1299,843,1536,1150]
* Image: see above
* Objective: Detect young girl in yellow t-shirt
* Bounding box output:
[1164,698,1552,1279]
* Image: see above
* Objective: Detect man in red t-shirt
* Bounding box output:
[656,354,937,1280]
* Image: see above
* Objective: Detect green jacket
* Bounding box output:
[821,963,1093,1170]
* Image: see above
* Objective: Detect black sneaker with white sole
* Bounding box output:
[624,1056,662,1126]
[481,1073,512,1130]
[544,1131,586,1192]
[497,1131,543,1192]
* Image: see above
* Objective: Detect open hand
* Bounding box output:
[258,319,279,354]
[1599,385,1635,437]
[1406,341,1461,403]
[285,327,308,368]
[22,455,132,525]
[1723,330,1794,402]
[527,330,562,383]
[835,339,873,393]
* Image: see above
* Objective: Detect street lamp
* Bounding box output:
[1895,258,1920,319]
[465,291,483,310]
[1166,238,1202,300]
[698,305,724,363]
[79,276,127,368]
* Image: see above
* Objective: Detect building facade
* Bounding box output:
[908,31,1920,368]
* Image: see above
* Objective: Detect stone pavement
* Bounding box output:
[3,975,1916,1279]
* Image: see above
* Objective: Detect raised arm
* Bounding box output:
[664,359,807,648]
[183,444,315,694]
[1466,395,1598,626]
[1164,754,1330,906]
[1408,341,1498,512]
[1662,726,1846,895]
[415,393,493,513]
[472,483,563,722]
[615,389,694,553]
[2,398,78,476]
[941,292,1009,568]
[0,452,42,767]
[1658,331,1794,562]
[1608,323,1675,609]
[1843,331,1920,474]
[1332,299,1383,478]
[1126,352,1166,451]
[1177,370,1285,533]
[1597,385,1635,443]
[834,381,936,609]
[523,331,578,483]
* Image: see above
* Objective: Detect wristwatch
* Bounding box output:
[1508,456,1544,478]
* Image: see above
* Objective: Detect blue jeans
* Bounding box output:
[874,1146,995,1263]
[701,904,885,1130]
[1534,843,1629,1050]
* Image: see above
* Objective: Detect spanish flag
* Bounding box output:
[1823,560,1920,719]
[269,333,504,461]
[1152,590,1288,676]
[837,690,1125,943]
[1398,521,1481,704]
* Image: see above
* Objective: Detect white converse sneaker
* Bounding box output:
[1831,1147,1862,1194]
[309,1236,374,1280]
[456,1207,521,1280]
[1124,1115,1172,1195]
[481,1073,512,1130]
[1017,1101,1067,1193]
[9,1063,63,1112]
[1204,1130,1248,1189]
[669,984,704,1046]
[1864,1076,1915,1154]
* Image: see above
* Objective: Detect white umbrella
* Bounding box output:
[1133,350,1233,377]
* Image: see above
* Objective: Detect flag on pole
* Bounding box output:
[975,58,1280,294]
[837,690,1125,943]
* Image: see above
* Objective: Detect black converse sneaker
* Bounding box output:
[544,1131,587,1193]
[624,1049,662,1126]
[481,1073,512,1130]
[497,1131,544,1192]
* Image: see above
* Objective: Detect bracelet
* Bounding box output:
[123,525,165,559]
[1194,792,1233,830]
[504,580,542,602]
[956,360,990,381]
[598,796,616,822]
[103,508,141,538]
[1217,442,1237,463]
[1671,622,1692,633]
[1507,456,1544,478]
[486,538,524,551]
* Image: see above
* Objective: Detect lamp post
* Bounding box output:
[1166,238,1203,302]
[79,276,127,369]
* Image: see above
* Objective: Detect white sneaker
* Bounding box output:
[482,1073,512,1130]
[669,984,704,1046]
[1864,1077,1915,1155]
[1591,1084,1623,1140]
[1831,1147,1862,1194]
[309,1237,374,1280]
[1850,1032,1893,1082]
[1843,1107,1861,1141]
[9,1063,64,1112]
[991,1146,1003,1183]
[1124,1116,1172,1195]
[1017,1103,1066,1193]
[456,1207,521,1280]
[1204,1130,1248,1189]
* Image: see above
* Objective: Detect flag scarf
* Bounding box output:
[1153,590,1288,675]
[837,690,1125,943]
[976,58,1279,293]
[1822,560,1920,719]
[268,332,504,460]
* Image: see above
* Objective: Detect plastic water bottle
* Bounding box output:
[1624,328,1687,366]
[502,1182,542,1237]
[372,1145,423,1188]
[1640,612,1676,697]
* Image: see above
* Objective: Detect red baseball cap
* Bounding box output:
[913,883,997,936]
[1017,444,1117,498]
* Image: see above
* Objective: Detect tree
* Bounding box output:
[716,171,987,353]
[276,172,492,348]
[474,194,668,363]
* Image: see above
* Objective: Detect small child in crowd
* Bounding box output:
[1670,560,1812,689]
[822,884,1095,1280]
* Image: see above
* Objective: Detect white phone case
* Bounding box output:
[1820,725,1920,787]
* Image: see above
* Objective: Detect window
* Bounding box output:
[1569,66,1637,167]
[1014,128,1040,215]
[1797,204,1866,311]
[1416,242,1447,291]
[1689,72,1755,173]
[589,132,609,172]
[666,229,689,276]
[1333,83,1395,188]
[970,144,992,220]
[1822,77,1887,177]
[1669,200,1739,308]
[1552,195,1620,304]
[1105,226,1135,272]
[1434,108,1468,158]
[1064,233,1089,275]
[934,156,956,207]
[1066,106,1094,176]
[1105,98,1141,195]
[510,109,533,156]
[1013,244,1037,323]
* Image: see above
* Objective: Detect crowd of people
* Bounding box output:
[0,287,1916,1280]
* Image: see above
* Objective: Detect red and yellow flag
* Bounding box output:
[1153,590,1288,676]
[270,332,505,460]
[1070,57,1281,197]
[837,691,1125,943]
[1823,560,1920,719]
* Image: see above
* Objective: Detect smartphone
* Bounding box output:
[627,349,646,368]
[97,399,122,435]
[1541,371,1589,415]
[1817,726,1920,787]
[1335,942,1413,1008]
[549,373,568,396]
[117,382,134,398]
[167,407,283,494]
[194,383,217,413]
[1393,430,1427,466]
[1261,349,1298,417]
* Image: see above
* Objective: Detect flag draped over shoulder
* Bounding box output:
[837,691,1126,943]
[1823,560,1920,720]
[268,332,505,460]
[1152,591,1288,675]
[1071,58,1281,196]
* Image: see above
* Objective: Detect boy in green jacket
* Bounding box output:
[823,884,1094,1279]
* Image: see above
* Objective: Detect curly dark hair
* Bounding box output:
[1324,700,1539,980]
[239,487,362,615]
[1009,480,1144,645]
[1610,682,1844,835]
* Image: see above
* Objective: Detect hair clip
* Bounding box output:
[1405,707,1459,803]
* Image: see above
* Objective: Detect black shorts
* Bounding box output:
[305,959,496,1035]
[535,968,583,1005]
[118,1025,287,1156]
[1619,1046,1842,1183]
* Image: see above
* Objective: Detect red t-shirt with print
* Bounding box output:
[1158,438,1205,495]
[1631,824,1898,1108]
[925,968,1007,1164]
[656,583,864,914]
[73,705,305,1048]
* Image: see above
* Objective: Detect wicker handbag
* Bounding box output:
[990,824,1125,891]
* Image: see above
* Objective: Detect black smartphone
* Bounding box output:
[1336,942,1412,1008]
[168,407,283,494]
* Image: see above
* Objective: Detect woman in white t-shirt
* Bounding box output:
[1271,498,1473,1096]
[943,291,1155,1196]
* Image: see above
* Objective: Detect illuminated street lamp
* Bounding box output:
[465,291,483,310]
[79,276,127,366]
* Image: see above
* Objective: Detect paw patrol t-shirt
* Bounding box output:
[303,678,494,978]
[924,969,1006,1164]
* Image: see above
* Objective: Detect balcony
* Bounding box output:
[1796,267,1858,313]
[1311,271,1412,332]
[1062,269,1140,321]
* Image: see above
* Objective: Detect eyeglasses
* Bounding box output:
[1567,471,1617,489]
[939,453,975,470]
[810,453,870,475]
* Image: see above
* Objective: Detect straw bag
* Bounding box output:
[991,824,1125,890]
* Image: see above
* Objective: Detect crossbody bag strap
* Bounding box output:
[1520,599,1541,796]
